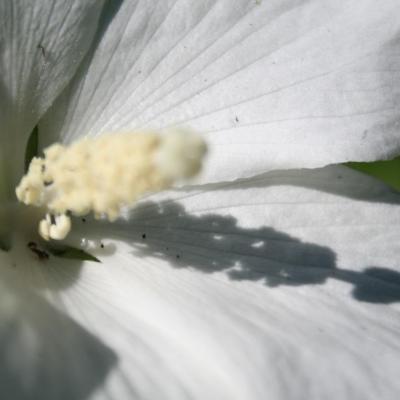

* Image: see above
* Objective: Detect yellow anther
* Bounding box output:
[16,130,207,240]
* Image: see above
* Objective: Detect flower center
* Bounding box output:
[0,203,85,290]
[0,203,49,263]
[15,130,207,241]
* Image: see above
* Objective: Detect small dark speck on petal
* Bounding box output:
[82,218,86,222]
[100,243,104,249]
[176,254,180,259]
[37,44,46,57]
[235,116,239,122]
[142,234,146,239]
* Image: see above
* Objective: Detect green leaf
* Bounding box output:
[346,156,400,192]
[24,125,39,173]
[46,245,101,263]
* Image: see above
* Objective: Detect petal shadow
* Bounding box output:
[0,262,118,400]
[182,166,400,205]
[351,267,400,303]
[84,199,400,304]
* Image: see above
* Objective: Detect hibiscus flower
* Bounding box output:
[1,1,400,399]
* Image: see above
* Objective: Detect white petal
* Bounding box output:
[0,0,104,144]
[18,165,399,400]
[0,264,117,399]
[41,0,400,182]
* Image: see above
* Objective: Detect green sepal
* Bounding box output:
[24,125,39,173]
[346,156,400,192]
[46,245,101,263]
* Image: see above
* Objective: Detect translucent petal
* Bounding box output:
[0,0,104,156]
[0,263,117,400]
[41,0,400,182]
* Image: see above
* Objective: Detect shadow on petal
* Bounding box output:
[0,264,117,400]
[182,165,400,205]
[350,267,400,304]
[84,199,400,304]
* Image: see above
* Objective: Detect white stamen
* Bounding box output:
[38,218,50,241]
[16,130,207,240]
[154,130,207,180]
[38,213,72,241]
[49,214,71,240]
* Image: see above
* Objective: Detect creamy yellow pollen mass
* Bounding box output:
[16,130,207,241]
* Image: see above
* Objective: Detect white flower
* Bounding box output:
[1,1,400,400]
